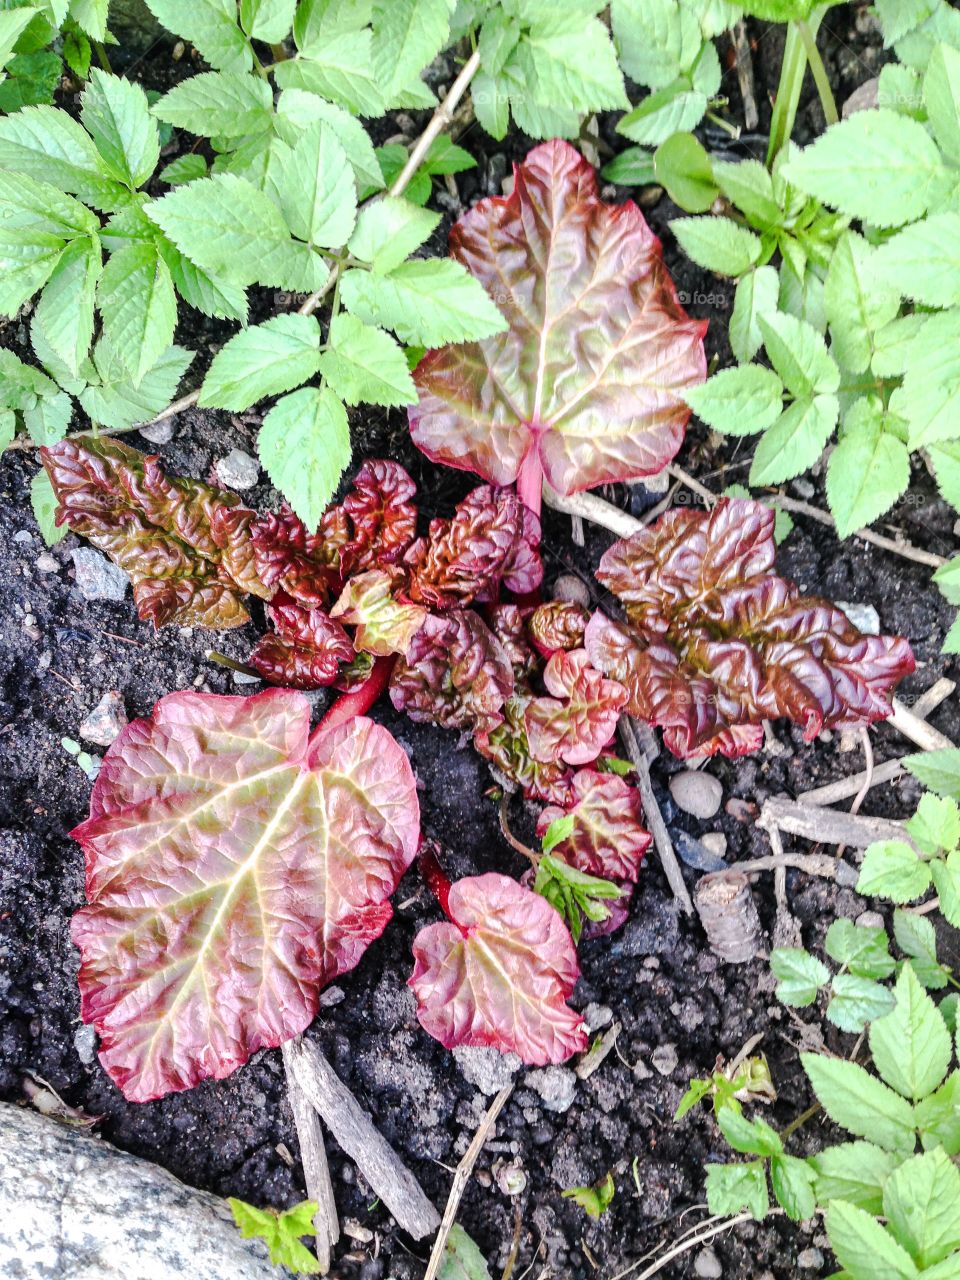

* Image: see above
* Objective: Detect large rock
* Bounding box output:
[0,1103,286,1279]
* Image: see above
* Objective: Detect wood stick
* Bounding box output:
[709,851,859,886]
[759,796,913,849]
[543,483,643,538]
[619,717,694,915]
[731,21,760,130]
[282,1040,339,1272]
[423,1085,513,1280]
[799,757,906,807]
[888,697,957,752]
[764,493,947,569]
[285,1037,441,1240]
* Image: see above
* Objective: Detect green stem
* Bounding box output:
[766,10,827,166]
[206,650,260,678]
[93,40,112,73]
[796,19,839,127]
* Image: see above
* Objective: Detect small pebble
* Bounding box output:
[35,553,58,573]
[233,671,261,686]
[726,798,757,823]
[651,1043,678,1076]
[13,529,32,544]
[318,985,346,1007]
[797,1248,824,1270]
[73,1024,97,1065]
[525,1065,577,1113]
[71,549,128,602]
[79,692,128,747]
[838,729,859,753]
[694,1247,723,1278]
[837,601,880,634]
[454,1045,521,1095]
[670,770,723,819]
[551,573,590,608]
[582,1003,613,1032]
[494,1160,527,1196]
[791,478,815,500]
[139,417,176,445]
[701,832,728,858]
[842,77,879,117]
[856,910,885,930]
[216,449,259,491]
[342,1219,374,1244]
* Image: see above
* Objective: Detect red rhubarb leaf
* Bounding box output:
[71,691,420,1101]
[527,600,589,657]
[42,435,271,628]
[409,872,587,1064]
[405,484,542,608]
[249,595,354,689]
[330,569,427,657]
[409,139,707,497]
[489,604,538,684]
[587,499,915,758]
[525,649,627,767]
[536,769,651,882]
[389,609,514,733]
[474,694,573,806]
[251,460,417,606]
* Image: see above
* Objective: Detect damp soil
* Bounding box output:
[1,7,959,1279]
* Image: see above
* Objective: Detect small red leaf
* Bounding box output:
[537,770,651,882]
[42,435,271,628]
[409,139,706,496]
[588,499,915,758]
[405,484,542,608]
[474,695,573,805]
[489,604,538,683]
[251,505,336,608]
[330,569,427,657]
[390,609,514,733]
[409,872,587,1064]
[525,649,627,766]
[71,691,420,1101]
[528,600,589,657]
[249,595,354,689]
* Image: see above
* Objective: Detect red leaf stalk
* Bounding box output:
[517,447,543,521]
[314,654,396,738]
[419,843,452,918]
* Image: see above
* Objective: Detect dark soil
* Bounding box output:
[1,7,958,1279]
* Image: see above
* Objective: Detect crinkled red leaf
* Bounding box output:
[42,436,271,628]
[405,484,542,608]
[409,139,707,496]
[251,460,417,606]
[71,691,420,1101]
[389,609,514,733]
[587,499,915,758]
[527,600,589,657]
[525,649,627,767]
[537,769,651,882]
[409,872,586,1064]
[330,569,427,657]
[249,595,354,689]
[489,604,538,684]
[474,694,573,805]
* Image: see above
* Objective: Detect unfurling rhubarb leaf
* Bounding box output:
[41,435,270,627]
[330,569,427,656]
[390,609,514,733]
[71,690,420,1101]
[251,459,418,606]
[528,601,590,657]
[409,872,587,1064]
[525,649,627,767]
[536,770,651,882]
[474,695,573,806]
[409,139,706,500]
[405,484,542,608]
[586,499,915,758]
[489,604,538,683]
[249,595,354,689]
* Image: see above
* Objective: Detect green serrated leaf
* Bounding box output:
[0,104,130,212]
[828,975,897,1034]
[713,157,780,229]
[229,1198,320,1274]
[340,259,507,346]
[561,1171,616,1219]
[825,231,900,374]
[801,1052,917,1153]
[651,130,717,211]
[685,364,784,436]
[810,1141,897,1216]
[143,0,252,74]
[870,963,952,1100]
[826,398,910,538]
[318,313,416,408]
[258,386,351,533]
[80,341,193,430]
[706,1161,769,1219]
[903,750,960,801]
[371,0,453,99]
[670,214,762,277]
[749,395,839,486]
[275,90,383,195]
[826,1199,920,1280]
[265,121,356,249]
[931,853,960,929]
[152,71,273,140]
[199,313,322,412]
[158,155,208,186]
[81,69,159,191]
[858,841,932,904]
[770,1154,816,1221]
[770,947,830,1006]
[825,918,896,979]
[729,265,779,364]
[894,909,948,990]
[97,241,177,386]
[35,233,100,376]
[925,42,960,164]
[874,214,960,310]
[348,196,440,275]
[274,30,385,117]
[23,388,71,444]
[907,793,960,856]
[239,0,296,43]
[436,1222,492,1280]
[883,1148,960,1268]
[916,1071,960,1156]
[717,1107,783,1157]
[31,465,67,546]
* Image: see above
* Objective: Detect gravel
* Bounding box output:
[669,770,723,819]
[525,1066,577,1113]
[215,449,259,491]
[71,549,128,602]
[79,692,128,747]
[453,1045,522,1095]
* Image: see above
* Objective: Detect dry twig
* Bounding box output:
[282,1040,339,1273]
[619,717,693,914]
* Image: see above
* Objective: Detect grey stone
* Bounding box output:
[216,449,260,491]
[525,1066,577,1113]
[71,550,128,602]
[701,832,728,858]
[837,601,880,635]
[651,1043,678,1076]
[669,770,723,819]
[73,1025,97,1066]
[582,1003,613,1032]
[79,692,128,747]
[0,1103,282,1278]
[856,910,885,930]
[233,671,262,685]
[453,1045,521,1096]
[551,573,590,608]
[843,77,879,118]
[797,1248,824,1270]
[35,553,58,573]
[694,1247,723,1278]
[139,417,176,445]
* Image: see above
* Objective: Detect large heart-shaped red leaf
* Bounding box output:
[409,139,707,497]
[409,872,586,1065]
[71,690,420,1102]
